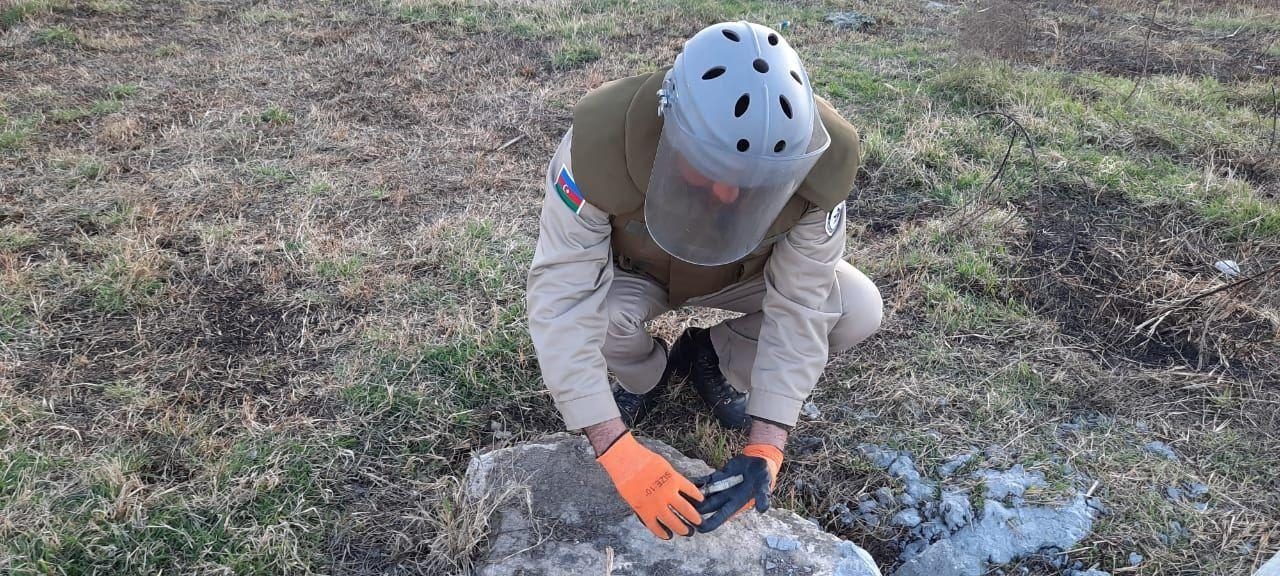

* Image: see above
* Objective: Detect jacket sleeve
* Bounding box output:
[526,129,619,430]
[746,202,846,426]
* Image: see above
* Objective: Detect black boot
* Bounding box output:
[613,337,673,427]
[669,327,751,430]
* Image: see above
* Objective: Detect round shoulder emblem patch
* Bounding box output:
[825,201,846,237]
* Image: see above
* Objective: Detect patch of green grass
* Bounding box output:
[88,0,129,14]
[77,158,105,181]
[1196,14,1280,33]
[105,83,139,99]
[249,164,296,184]
[88,249,167,314]
[951,247,1001,294]
[259,105,292,124]
[4,433,333,575]
[552,41,601,69]
[1,0,67,30]
[152,42,182,57]
[315,256,363,280]
[0,226,38,251]
[0,124,33,150]
[240,6,293,24]
[37,25,78,45]
[396,1,480,29]
[90,98,123,115]
[305,178,332,196]
[50,107,89,122]
[51,92,129,122]
[87,202,134,230]
[1199,180,1280,239]
[0,302,28,343]
[922,280,1031,335]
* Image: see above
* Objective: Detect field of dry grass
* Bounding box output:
[2,0,1278,574]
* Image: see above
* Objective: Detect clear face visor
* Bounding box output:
[644,110,830,266]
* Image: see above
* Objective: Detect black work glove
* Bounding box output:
[691,444,782,533]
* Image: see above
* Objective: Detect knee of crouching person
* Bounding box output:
[606,306,645,338]
[831,270,884,353]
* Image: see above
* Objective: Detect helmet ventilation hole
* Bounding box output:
[737,139,750,152]
[722,29,740,42]
[752,58,770,73]
[768,33,779,46]
[734,94,750,117]
[702,66,726,80]
[779,95,792,119]
[790,70,803,85]
[774,140,786,153]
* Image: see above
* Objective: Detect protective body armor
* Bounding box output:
[570,69,861,306]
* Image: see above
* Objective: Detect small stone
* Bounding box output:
[792,436,823,456]
[891,508,922,528]
[1185,482,1209,498]
[937,452,974,477]
[1087,497,1109,515]
[940,490,973,530]
[829,503,857,526]
[1129,553,1144,566]
[766,535,801,551]
[973,464,1046,500]
[1193,502,1209,512]
[1214,259,1241,278]
[794,478,820,499]
[825,11,876,31]
[765,559,778,570]
[859,444,897,468]
[898,493,917,507]
[901,539,928,560]
[874,487,895,507]
[1144,441,1179,461]
[800,402,822,420]
[857,500,878,514]
[919,520,946,540]
[1165,486,1184,501]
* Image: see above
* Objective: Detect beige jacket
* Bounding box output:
[527,129,845,430]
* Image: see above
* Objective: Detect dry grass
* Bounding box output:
[1,0,1278,574]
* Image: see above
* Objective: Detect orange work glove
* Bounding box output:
[596,432,704,540]
[692,443,783,532]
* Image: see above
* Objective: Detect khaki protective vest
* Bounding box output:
[571,69,861,307]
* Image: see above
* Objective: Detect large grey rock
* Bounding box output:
[1257,550,1280,576]
[465,434,882,576]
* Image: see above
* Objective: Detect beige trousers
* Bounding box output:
[605,260,883,395]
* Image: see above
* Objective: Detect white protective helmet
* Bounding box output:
[646,21,830,266]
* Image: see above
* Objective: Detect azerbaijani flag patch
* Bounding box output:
[555,165,584,214]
